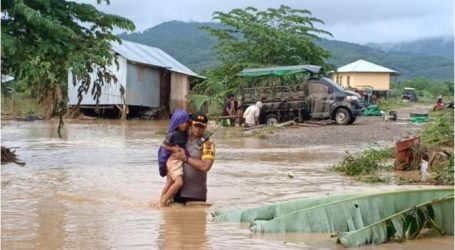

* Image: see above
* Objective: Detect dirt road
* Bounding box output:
[268,103,432,147]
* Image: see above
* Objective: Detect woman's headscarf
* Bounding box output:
[167,108,189,133]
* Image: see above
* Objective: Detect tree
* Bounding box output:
[1,0,135,136]
[191,5,332,113]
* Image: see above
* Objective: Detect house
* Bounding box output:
[67,40,202,119]
[331,59,399,95]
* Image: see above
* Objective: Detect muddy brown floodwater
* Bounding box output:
[1,117,453,249]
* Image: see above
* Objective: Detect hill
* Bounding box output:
[366,37,454,60]
[119,21,454,80]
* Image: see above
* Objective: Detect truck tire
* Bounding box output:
[265,114,279,125]
[347,117,356,125]
[334,108,351,125]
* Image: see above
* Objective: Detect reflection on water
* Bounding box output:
[158,205,209,250]
[1,120,453,249]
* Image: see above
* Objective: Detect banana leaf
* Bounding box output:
[338,195,454,247]
[249,189,453,234]
[212,193,361,222]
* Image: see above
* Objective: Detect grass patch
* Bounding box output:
[241,125,280,138]
[1,93,47,116]
[331,148,395,176]
[377,99,410,111]
[420,109,454,149]
[355,175,391,183]
[432,155,454,185]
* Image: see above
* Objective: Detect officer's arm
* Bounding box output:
[186,157,214,173]
[173,141,215,173]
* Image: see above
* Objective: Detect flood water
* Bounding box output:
[1,120,453,249]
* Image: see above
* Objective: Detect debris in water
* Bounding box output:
[1,146,25,166]
[286,171,295,178]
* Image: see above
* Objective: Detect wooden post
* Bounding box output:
[120,104,128,120]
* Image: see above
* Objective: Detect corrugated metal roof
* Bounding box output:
[337,59,398,75]
[111,40,202,78]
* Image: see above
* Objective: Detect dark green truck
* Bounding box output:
[239,65,363,125]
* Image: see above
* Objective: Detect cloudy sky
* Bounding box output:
[86,0,454,44]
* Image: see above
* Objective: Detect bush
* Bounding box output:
[332,148,394,176]
[432,155,454,185]
[421,109,454,148]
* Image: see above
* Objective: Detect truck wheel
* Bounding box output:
[265,114,279,125]
[334,108,351,125]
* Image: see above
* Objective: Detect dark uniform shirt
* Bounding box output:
[175,138,216,202]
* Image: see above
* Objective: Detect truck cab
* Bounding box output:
[240,65,362,125]
[402,87,418,102]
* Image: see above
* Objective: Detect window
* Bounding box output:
[347,76,350,87]
[308,82,329,95]
[339,76,343,85]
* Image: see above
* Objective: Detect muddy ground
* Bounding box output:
[267,104,432,147]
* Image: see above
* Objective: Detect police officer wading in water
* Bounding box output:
[172,112,216,204]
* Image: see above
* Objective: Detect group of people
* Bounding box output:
[222,94,263,127]
[157,95,264,207]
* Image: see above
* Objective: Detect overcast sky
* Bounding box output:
[86,0,454,44]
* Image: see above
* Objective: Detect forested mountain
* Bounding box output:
[119,21,221,72]
[119,21,454,80]
[366,37,454,60]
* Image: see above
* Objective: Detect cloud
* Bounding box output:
[83,0,454,43]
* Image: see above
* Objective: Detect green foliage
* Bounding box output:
[191,5,332,113]
[338,196,453,247]
[214,188,454,247]
[420,110,454,148]
[432,155,454,185]
[332,148,395,176]
[1,0,135,136]
[391,78,454,99]
[1,92,47,116]
[377,99,410,112]
[189,63,243,113]
[204,5,332,67]
[121,21,454,81]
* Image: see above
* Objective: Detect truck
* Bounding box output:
[239,65,363,125]
[401,87,418,102]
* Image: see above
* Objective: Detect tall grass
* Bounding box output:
[331,148,395,176]
[432,155,454,185]
[377,99,410,111]
[1,93,47,116]
[421,109,454,149]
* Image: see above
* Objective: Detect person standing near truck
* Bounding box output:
[242,101,263,127]
[222,94,235,126]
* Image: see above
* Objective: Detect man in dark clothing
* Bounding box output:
[222,94,235,126]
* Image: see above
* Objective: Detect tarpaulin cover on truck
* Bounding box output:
[239,65,321,78]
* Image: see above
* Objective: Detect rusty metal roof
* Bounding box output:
[111,40,202,78]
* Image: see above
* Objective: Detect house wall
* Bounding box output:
[68,55,127,105]
[68,53,195,112]
[125,62,160,107]
[331,72,391,90]
[169,72,190,113]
